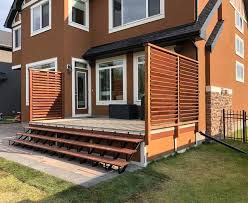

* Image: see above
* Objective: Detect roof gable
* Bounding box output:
[4,0,24,29]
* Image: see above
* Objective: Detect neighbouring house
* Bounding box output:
[0,30,21,116]
[3,0,248,171]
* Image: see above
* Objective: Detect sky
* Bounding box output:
[0,0,13,31]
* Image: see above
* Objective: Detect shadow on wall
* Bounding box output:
[0,62,21,115]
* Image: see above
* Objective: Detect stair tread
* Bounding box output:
[17,132,136,155]
[12,139,129,168]
[27,126,143,143]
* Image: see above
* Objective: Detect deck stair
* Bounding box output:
[10,125,144,173]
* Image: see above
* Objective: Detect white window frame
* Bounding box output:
[96,55,127,105]
[76,71,88,110]
[26,57,58,106]
[235,34,244,58]
[133,52,145,105]
[235,10,244,34]
[13,25,21,52]
[68,0,89,31]
[71,57,92,117]
[236,61,244,83]
[109,0,165,33]
[30,0,52,37]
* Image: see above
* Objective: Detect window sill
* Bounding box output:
[31,26,51,37]
[96,100,127,106]
[236,79,244,83]
[134,100,141,106]
[109,14,165,34]
[236,52,244,59]
[68,21,89,32]
[13,47,21,52]
[235,25,244,34]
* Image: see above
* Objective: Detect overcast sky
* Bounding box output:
[0,0,13,31]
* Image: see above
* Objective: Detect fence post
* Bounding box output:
[243,110,246,143]
[223,109,226,140]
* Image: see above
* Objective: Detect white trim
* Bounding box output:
[12,13,21,27]
[133,52,145,106]
[108,0,165,33]
[12,65,21,70]
[230,1,247,23]
[206,86,233,95]
[236,61,245,83]
[76,71,87,110]
[12,25,21,52]
[96,55,127,105]
[26,57,58,106]
[68,0,89,32]
[30,0,52,37]
[22,0,40,9]
[235,10,244,34]
[235,34,244,58]
[72,58,92,117]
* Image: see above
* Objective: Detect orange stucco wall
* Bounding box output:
[147,126,196,160]
[13,0,197,121]
[206,1,248,111]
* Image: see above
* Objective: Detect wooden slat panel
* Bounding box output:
[30,70,63,121]
[147,43,199,130]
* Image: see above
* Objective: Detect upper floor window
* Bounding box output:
[235,34,244,58]
[13,25,21,51]
[235,10,244,33]
[236,61,244,83]
[31,0,51,36]
[69,0,89,31]
[109,0,164,33]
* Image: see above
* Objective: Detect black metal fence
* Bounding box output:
[223,109,247,143]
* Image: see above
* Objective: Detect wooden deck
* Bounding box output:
[30,117,145,136]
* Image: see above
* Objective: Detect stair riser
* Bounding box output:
[29,124,144,139]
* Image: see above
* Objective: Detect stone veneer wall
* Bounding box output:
[206,90,232,136]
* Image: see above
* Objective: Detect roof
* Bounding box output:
[0,30,12,50]
[84,0,222,60]
[4,0,24,29]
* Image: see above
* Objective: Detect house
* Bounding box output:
[0,30,21,116]
[4,0,248,171]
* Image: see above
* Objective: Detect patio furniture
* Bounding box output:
[109,104,138,119]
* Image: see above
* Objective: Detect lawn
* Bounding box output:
[0,141,248,203]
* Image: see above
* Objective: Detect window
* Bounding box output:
[235,10,244,33]
[236,61,244,83]
[69,0,89,31]
[26,58,57,105]
[133,53,145,105]
[235,34,244,58]
[31,0,51,36]
[13,25,21,51]
[109,0,164,32]
[96,56,127,105]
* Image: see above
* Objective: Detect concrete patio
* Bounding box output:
[0,123,140,188]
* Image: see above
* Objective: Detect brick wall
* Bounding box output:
[206,88,232,136]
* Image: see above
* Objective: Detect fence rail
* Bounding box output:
[223,109,247,143]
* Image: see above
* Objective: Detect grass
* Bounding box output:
[0,116,17,124]
[0,141,248,203]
